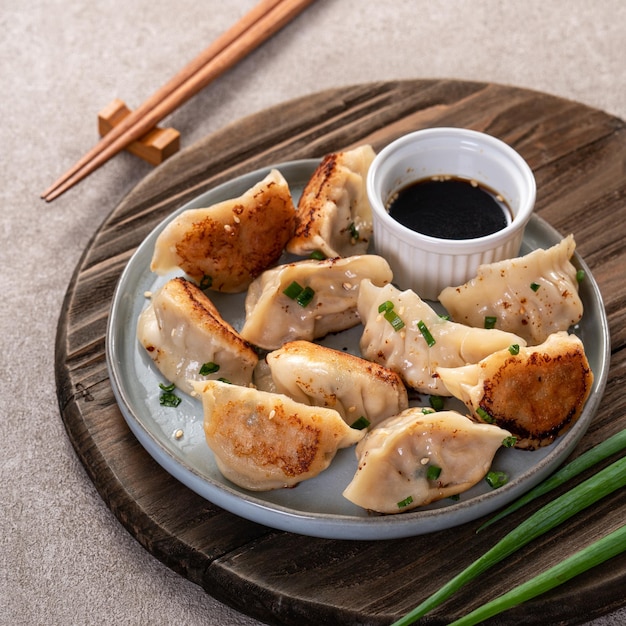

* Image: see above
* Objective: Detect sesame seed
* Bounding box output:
[233,215,241,224]
[420,457,430,465]
[268,409,276,420]
[174,429,184,440]
[224,224,232,233]
[144,290,153,298]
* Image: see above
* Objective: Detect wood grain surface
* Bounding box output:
[55,80,626,625]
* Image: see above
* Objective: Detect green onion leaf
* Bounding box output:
[217,377,232,384]
[199,275,212,290]
[309,250,326,260]
[485,470,509,489]
[397,495,414,509]
[350,416,371,430]
[484,315,497,329]
[476,407,495,423]
[576,268,585,282]
[389,455,626,626]
[348,222,359,240]
[283,281,304,300]
[530,282,541,292]
[429,395,445,411]
[199,361,220,376]
[447,525,626,626]
[478,428,626,532]
[159,382,176,392]
[378,300,395,313]
[417,320,436,346]
[502,436,518,448]
[508,344,520,355]
[296,285,315,307]
[159,391,181,407]
[427,465,442,481]
[384,309,405,331]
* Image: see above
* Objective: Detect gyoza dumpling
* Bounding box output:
[150,169,296,292]
[240,255,393,350]
[438,235,583,345]
[259,340,408,429]
[343,408,511,514]
[137,277,258,394]
[358,280,527,395]
[191,380,364,491]
[436,331,594,450]
[286,145,376,258]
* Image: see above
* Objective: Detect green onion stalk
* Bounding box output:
[446,523,626,626]
[390,454,626,626]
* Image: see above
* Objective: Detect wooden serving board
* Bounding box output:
[56,80,626,625]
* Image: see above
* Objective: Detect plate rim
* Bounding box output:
[105,159,610,540]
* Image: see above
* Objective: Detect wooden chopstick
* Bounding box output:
[42,0,316,202]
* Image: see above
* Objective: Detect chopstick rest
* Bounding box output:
[98,99,180,166]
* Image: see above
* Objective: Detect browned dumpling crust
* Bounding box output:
[261,340,408,428]
[150,169,296,292]
[286,145,376,258]
[192,380,363,491]
[437,331,594,449]
[137,277,258,394]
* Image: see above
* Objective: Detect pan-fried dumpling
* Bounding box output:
[343,408,511,514]
[438,235,583,345]
[150,169,296,292]
[191,380,364,491]
[436,331,594,450]
[357,280,527,395]
[137,277,258,395]
[240,255,393,350]
[258,340,408,429]
[286,145,376,258]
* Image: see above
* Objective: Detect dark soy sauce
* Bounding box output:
[387,176,511,240]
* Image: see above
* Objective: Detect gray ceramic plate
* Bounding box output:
[106,160,609,540]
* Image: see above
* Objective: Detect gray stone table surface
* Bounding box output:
[1,1,624,624]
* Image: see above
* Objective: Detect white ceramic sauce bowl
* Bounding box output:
[367,127,536,300]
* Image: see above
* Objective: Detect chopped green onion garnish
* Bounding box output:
[296,285,315,307]
[508,344,520,355]
[159,391,181,407]
[384,309,405,331]
[199,275,212,290]
[390,455,626,626]
[530,282,541,292]
[429,395,445,411]
[484,315,497,329]
[283,280,304,299]
[478,428,626,532]
[476,407,495,423]
[397,495,414,509]
[217,377,232,384]
[199,361,220,376]
[348,222,359,240]
[485,470,509,489]
[502,436,518,448]
[576,269,585,282]
[427,465,442,481]
[309,250,326,260]
[439,313,451,321]
[417,320,436,346]
[421,408,435,414]
[378,300,395,313]
[159,382,176,392]
[350,416,371,430]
